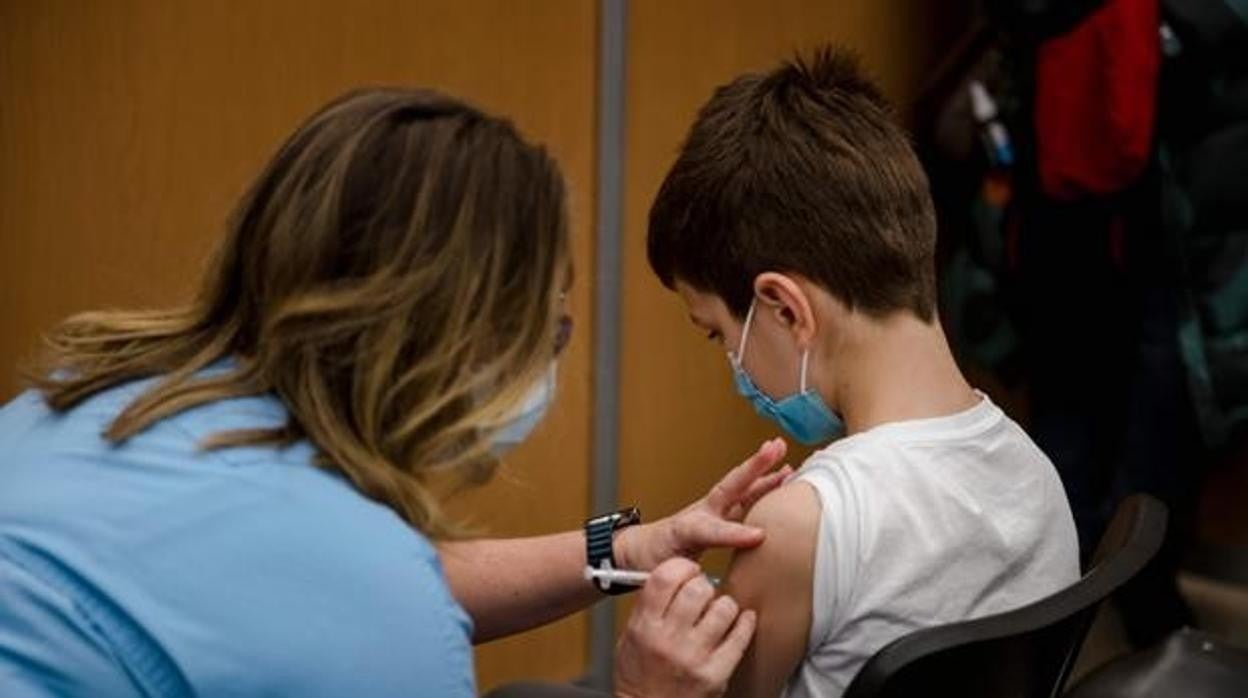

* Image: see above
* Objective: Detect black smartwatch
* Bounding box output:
[584,506,642,595]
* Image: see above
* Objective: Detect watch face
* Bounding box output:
[588,514,614,527]
[587,507,641,530]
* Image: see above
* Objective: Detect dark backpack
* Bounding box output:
[1158,0,1248,447]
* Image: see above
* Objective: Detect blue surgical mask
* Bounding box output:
[491,363,558,455]
[729,300,845,445]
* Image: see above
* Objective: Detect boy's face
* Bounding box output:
[675,281,807,401]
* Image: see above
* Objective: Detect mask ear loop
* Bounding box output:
[799,348,811,394]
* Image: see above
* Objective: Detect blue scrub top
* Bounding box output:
[0,374,475,697]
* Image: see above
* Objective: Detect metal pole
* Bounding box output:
[588,0,627,689]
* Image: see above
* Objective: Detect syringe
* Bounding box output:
[584,567,651,588]
[583,566,721,589]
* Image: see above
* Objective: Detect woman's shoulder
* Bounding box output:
[2,376,477,694]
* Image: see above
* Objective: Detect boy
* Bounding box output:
[647,48,1080,697]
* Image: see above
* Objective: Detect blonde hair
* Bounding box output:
[30,88,571,538]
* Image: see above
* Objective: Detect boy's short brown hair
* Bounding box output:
[647,47,938,321]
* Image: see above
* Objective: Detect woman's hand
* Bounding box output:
[615,558,757,698]
[615,438,791,571]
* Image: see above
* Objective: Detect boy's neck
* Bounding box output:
[828,313,978,435]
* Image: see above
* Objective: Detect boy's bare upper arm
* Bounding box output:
[722,479,821,698]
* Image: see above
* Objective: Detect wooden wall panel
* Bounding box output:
[0,1,596,690]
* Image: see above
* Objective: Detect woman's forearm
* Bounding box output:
[437,530,604,644]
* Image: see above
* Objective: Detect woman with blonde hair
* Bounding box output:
[0,89,788,697]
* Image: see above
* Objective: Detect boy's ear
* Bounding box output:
[753,272,817,345]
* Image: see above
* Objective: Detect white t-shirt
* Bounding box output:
[785,393,1079,698]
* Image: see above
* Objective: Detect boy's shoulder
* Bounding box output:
[728,479,822,602]
[798,427,904,475]
[790,396,1050,514]
[723,477,823,689]
[805,394,1019,464]
[743,477,822,539]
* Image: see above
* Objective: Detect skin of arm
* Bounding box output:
[721,480,821,697]
[438,530,599,643]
